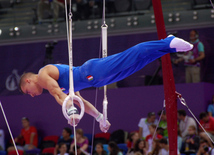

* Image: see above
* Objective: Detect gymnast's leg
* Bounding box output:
[79,36,193,87]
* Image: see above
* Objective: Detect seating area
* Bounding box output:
[3,130,130,155]
[0,0,212,28]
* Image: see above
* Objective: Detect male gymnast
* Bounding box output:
[19,35,193,132]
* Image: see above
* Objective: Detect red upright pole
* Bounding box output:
[152,0,177,155]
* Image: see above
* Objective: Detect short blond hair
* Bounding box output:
[19,72,35,94]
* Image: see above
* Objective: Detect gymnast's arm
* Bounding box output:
[38,68,110,132]
[41,78,68,106]
[74,91,100,118]
[38,68,100,118]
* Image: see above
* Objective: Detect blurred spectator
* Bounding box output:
[0,129,4,150]
[88,0,101,19]
[159,138,180,155]
[72,0,90,20]
[148,139,160,155]
[207,95,214,117]
[145,124,162,153]
[69,128,88,153]
[199,112,214,147]
[138,112,158,139]
[126,132,139,152]
[93,143,107,155]
[174,30,205,83]
[177,109,197,138]
[133,139,147,155]
[70,145,85,155]
[58,143,69,155]
[54,127,73,155]
[87,0,115,19]
[7,117,38,151]
[158,110,168,137]
[108,141,123,155]
[37,0,64,23]
[196,139,214,155]
[181,125,200,155]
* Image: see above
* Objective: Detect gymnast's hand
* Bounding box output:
[67,106,80,126]
[68,118,80,126]
[96,113,111,133]
[99,119,111,133]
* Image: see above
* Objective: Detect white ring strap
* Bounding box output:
[0,101,19,155]
[101,29,108,127]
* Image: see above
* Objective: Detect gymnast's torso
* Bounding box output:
[52,64,92,93]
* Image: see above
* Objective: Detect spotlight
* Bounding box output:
[16,31,20,36]
[32,26,36,30]
[127,22,131,26]
[87,25,92,30]
[47,29,52,33]
[211,9,214,14]
[87,21,92,25]
[54,24,59,28]
[14,27,19,31]
[94,20,98,24]
[48,25,52,28]
[211,14,214,18]
[32,30,36,35]
[151,19,155,24]
[0,29,2,36]
[9,32,14,36]
[193,16,198,20]
[168,13,173,17]
[151,15,155,19]
[193,11,197,15]
[110,19,115,23]
[94,25,98,29]
[175,13,180,17]
[110,23,115,27]
[54,29,59,33]
[127,17,131,22]
[175,17,180,22]
[168,18,173,22]
[133,16,138,21]
[133,21,138,26]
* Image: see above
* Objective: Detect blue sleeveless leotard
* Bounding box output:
[53,36,176,93]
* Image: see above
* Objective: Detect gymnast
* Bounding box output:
[19,35,193,132]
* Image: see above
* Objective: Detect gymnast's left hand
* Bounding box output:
[99,119,111,133]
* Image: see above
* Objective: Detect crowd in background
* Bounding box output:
[0,0,212,155]
[0,2,209,154]
[0,18,209,155]
[1,94,214,155]
[37,0,116,23]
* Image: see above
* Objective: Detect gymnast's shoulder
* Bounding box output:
[38,64,59,83]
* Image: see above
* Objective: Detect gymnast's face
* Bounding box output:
[21,78,43,97]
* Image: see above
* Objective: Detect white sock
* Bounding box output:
[170,37,193,52]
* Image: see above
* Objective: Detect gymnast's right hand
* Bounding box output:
[96,113,111,133]
[67,106,80,126]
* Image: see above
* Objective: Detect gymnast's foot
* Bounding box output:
[168,35,193,52]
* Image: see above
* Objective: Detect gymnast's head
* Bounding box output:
[19,72,43,97]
